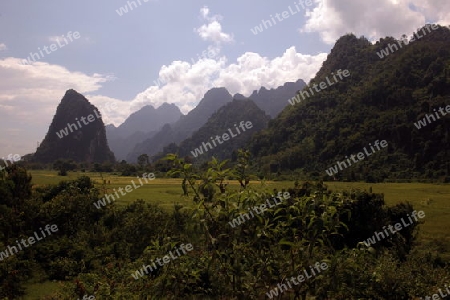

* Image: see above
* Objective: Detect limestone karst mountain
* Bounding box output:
[33,89,115,163]
[234,79,307,118]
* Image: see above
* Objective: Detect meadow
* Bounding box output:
[29,170,450,247]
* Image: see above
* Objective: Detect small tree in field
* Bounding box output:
[137,154,149,170]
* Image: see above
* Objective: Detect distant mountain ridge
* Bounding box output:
[235,79,306,117]
[126,80,307,162]
[153,99,271,162]
[127,87,233,162]
[33,89,115,163]
[106,103,182,160]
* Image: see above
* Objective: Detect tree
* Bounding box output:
[137,154,149,170]
[53,159,76,176]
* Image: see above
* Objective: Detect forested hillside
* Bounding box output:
[153,99,270,162]
[250,25,450,182]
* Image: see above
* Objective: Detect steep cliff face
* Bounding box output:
[34,89,115,163]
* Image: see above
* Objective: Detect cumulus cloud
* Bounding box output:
[213,47,327,96]
[196,22,234,44]
[195,6,234,44]
[0,43,6,51]
[301,0,448,44]
[85,94,129,126]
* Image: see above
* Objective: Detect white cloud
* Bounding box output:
[48,36,63,43]
[195,6,234,44]
[0,43,6,51]
[213,47,327,96]
[410,0,450,25]
[200,6,210,20]
[85,94,128,126]
[199,5,222,23]
[196,22,234,44]
[301,0,448,44]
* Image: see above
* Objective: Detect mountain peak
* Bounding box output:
[157,102,182,113]
[202,87,231,100]
[64,88,79,95]
[33,91,115,163]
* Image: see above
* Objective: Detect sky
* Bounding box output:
[0,0,449,158]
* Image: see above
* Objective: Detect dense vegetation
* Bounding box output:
[250,25,450,182]
[1,153,449,299]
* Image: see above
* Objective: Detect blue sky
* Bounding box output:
[0,0,448,157]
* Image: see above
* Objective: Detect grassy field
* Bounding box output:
[23,170,450,298]
[29,170,450,244]
[23,281,65,300]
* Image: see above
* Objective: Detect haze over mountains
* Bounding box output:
[115,80,305,162]
[31,25,450,182]
[105,103,182,161]
[153,99,271,162]
[32,78,306,164]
